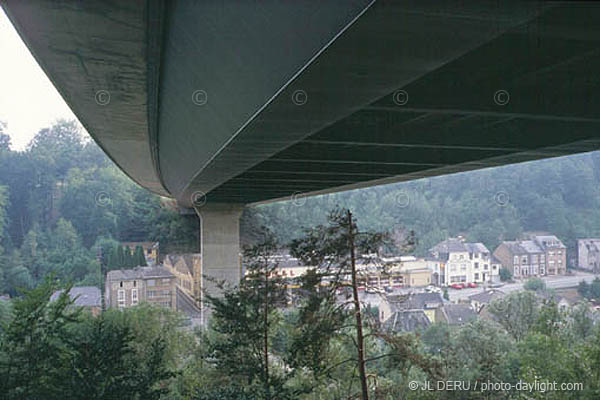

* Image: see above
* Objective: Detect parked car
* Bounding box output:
[384,286,394,293]
[450,283,465,289]
[467,283,478,288]
[425,285,442,293]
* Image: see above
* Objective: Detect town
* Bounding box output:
[41,232,600,334]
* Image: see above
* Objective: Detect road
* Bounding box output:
[448,271,598,301]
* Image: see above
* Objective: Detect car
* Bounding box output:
[425,285,442,293]
[450,283,465,289]
[467,283,478,288]
[384,286,394,293]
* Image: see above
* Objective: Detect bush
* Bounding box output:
[499,267,512,282]
[524,277,546,292]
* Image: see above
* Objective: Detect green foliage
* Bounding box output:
[0,281,181,400]
[204,229,291,399]
[134,245,147,266]
[245,151,600,261]
[499,267,512,282]
[488,291,539,341]
[524,277,547,292]
[0,120,198,295]
[578,278,600,301]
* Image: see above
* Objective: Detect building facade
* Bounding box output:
[163,254,202,304]
[578,239,600,272]
[494,234,566,278]
[106,266,176,310]
[429,238,499,286]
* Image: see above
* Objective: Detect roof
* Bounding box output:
[384,310,431,333]
[51,286,101,308]
[464,243,490,254]
[176,287,202,319]
[500,240,543,255]
[579,239,600,253]
[535,291,569,304]
[442,304,477,325]
[165,254,201,276]
[121,241,159,249]
[107,266,174,281]
[532,235,566,249]
[387,292,444,312]
[430,238,467,254]
[430,238,489,256]
[468,289,506,304]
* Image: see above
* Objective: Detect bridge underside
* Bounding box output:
[4,1,600,208]
[4,1,600,303]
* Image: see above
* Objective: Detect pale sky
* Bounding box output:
[0,8,84,150]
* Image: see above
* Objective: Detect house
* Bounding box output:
[535,291,573,311]
[383,310,431,333]
[577,239,600,273]
[379,292,444,323]
[50,286,102,316]
[163,253,202,304]
[494,234,566,278]
[468,289,506,313]
[106,266,176,310]
[121,241,160,265]
[429,237,499,286]
[441,303,477,325]
[529,235,567,275]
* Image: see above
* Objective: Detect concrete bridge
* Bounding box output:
[4,1,600,307]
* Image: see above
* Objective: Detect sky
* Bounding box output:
[0,8,83,150]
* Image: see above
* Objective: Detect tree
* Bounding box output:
[204,229,289,399]
[134,245,147,266]
[499,267,512,282]
[524,277,546,292]
[290,208,416,400]
[0,122,10,151]
[578,280,590,298]
[0,277,80,399]
[589,278,600,300]
[488,291,539,341]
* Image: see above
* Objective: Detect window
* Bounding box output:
[133,280,136,287]
[131,289,138,305]
[549,251,554,256]
[148,279,156,286]
[117,289,125,308]
[474,273,479,280]
[119,281,123,288]
[483,264,488,270]
[521,255,528,264]
[474,262,479,269]
[514,256,519,264]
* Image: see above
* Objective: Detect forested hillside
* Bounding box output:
[0,120,198,295]
[2,119,600,295]
[246,147,600,260]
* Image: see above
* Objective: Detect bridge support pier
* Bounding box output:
[193,203,244,325]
